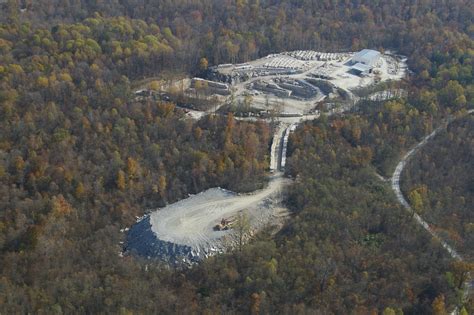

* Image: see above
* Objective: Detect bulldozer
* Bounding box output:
[213,218,233,231]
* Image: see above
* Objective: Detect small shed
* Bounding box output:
[351,63,372,76]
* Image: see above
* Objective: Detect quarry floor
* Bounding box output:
[149,173,290,253]
[126,124,293,262]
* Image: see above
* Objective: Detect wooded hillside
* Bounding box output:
[402,115,474,260]
[0,0,473,313]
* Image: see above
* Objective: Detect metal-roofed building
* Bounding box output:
[351,49,381,67]
[350,63,372,76]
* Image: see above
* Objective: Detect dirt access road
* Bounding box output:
[391,109,474,302]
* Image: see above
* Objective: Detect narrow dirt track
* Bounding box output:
[391,126,462,259]
[391,109,474,302]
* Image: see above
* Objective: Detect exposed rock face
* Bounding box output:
[205,68,249,84]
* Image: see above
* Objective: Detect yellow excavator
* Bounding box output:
[213,218,233,231]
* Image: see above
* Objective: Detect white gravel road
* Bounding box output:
[391,109,474,303]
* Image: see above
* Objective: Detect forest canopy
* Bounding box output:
[0,0,473,313]
[402,115,474,260]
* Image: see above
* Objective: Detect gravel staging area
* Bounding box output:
[125,125,292,264]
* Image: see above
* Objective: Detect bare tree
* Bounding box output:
[235,211,250,252]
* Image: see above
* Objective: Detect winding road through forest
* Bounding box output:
[391,109,474,301]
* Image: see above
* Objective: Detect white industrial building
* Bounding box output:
[351,49,381,67]
[349,49,381,76]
